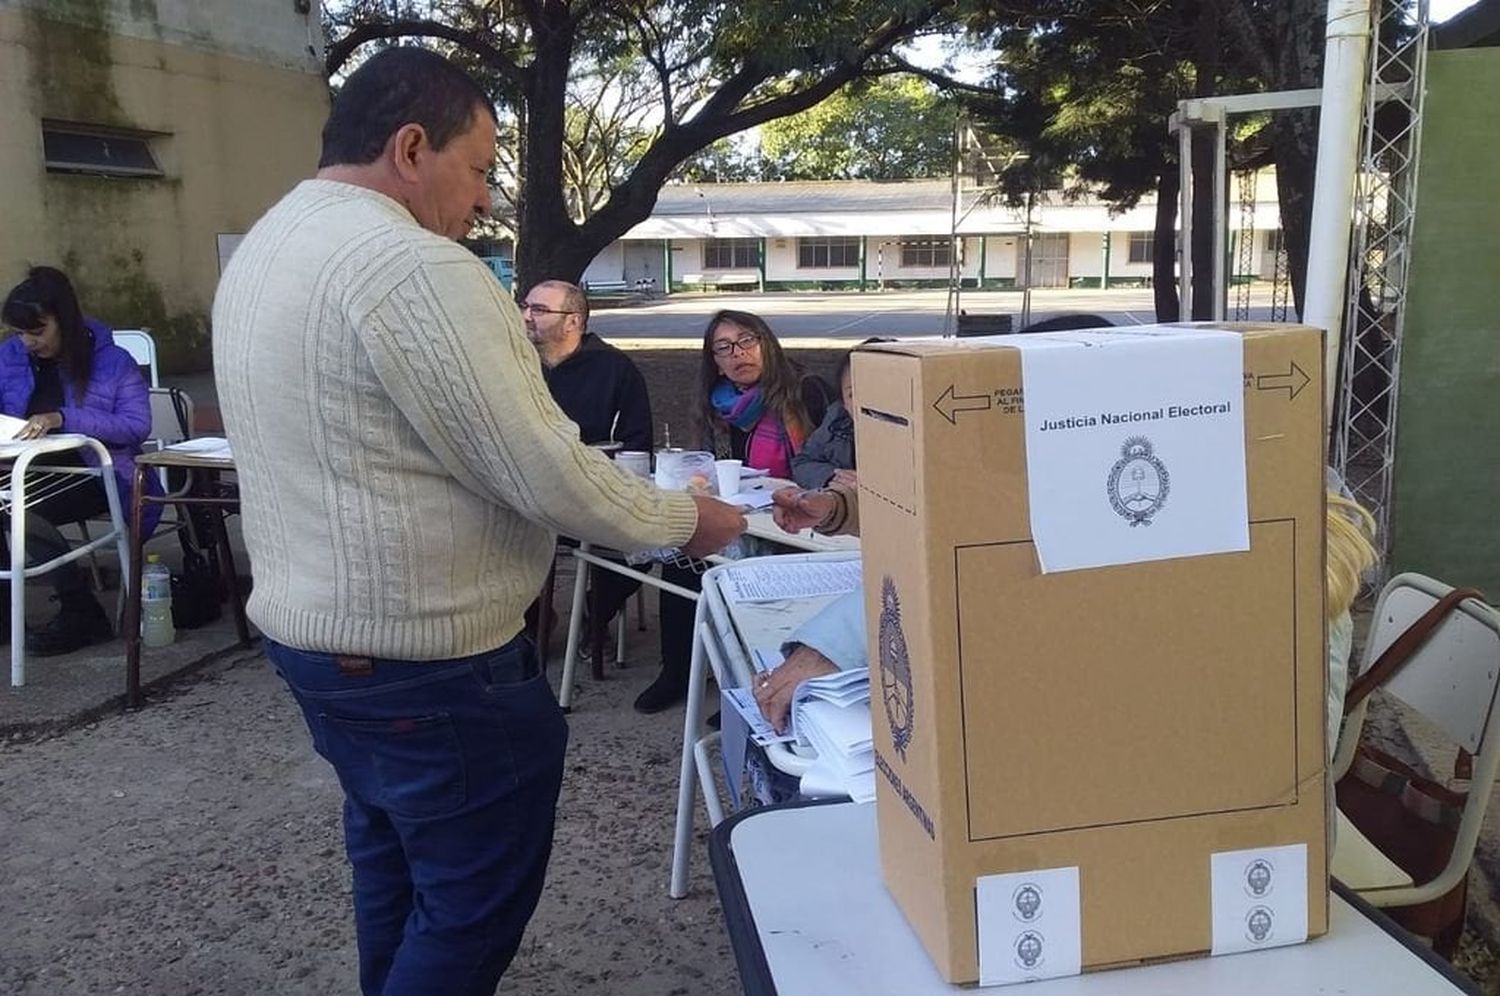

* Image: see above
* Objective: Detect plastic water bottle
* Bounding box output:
[141,555,175,647]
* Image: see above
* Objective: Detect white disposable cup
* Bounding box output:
[617,451,651,478]
[715,459,743,499]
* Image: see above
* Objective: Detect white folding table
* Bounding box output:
[710,799,1478,996]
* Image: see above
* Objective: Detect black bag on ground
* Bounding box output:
[171,546,222,630]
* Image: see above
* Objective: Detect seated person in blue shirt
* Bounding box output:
[523,279,654,645]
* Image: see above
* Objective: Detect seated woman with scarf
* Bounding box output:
[635,310,832,714]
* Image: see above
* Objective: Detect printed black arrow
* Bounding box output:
[1255,361,1310,400]
[932,385,993,425]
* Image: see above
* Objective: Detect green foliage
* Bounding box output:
[322,0,970,286]
[758,76,956,180]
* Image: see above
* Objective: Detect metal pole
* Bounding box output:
[1306,0,1374,423]
[1021,191,1035,328]
[1213,115,1227,321]
[1178,122,1194,320]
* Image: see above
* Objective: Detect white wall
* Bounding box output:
[581,241,624,285]
[765,237,859,283]
[1069,232,1104,279]
[1109,231,1157,282]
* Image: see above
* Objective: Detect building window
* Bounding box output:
[42,123,163,178]
[703,238,759,270]
[798,237,860,269]
[899,237,952,268]
[1265,229,1285,254]
[1127,231,1154,264]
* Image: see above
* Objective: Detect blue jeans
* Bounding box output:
[266,634,568,996]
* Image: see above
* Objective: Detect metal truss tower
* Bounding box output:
[1332,0,1431,554]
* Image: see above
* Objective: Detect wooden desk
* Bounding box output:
[123,448,251,707]
[711,800,1477,996]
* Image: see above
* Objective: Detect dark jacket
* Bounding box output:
[791,401,854,489]
[0,317,162,533]
[541,333,653,450]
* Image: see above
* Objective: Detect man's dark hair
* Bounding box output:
[319,47,496,168]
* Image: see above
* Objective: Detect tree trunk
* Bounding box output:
[1189,0,1222,321]
[1270,111,1318,317]
[513,16,580,295]
[1189,128,1218,320]
[1266,0,1325,318]
[1152,168,1180,321]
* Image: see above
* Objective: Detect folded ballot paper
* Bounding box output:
[792,669,876,803]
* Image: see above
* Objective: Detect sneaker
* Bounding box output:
[633,664,688,714]
[26,597,113,657]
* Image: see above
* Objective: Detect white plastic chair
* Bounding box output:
[1332,573,1500,912]
[1,435,132,686]
[669,551,858,898]
[113,330,159,388]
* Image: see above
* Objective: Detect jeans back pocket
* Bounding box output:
[317,712,468,820]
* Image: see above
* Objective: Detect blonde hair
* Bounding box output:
[1327,492,1378,620]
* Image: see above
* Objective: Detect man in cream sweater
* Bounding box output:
[213,48,743,996]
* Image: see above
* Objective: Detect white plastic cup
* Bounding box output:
[715,459,743,500]
[617,451,650,478]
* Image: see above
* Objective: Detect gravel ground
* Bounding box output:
[0,632,738,996]
[3,605,1495,994]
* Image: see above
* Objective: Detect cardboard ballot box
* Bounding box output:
[852,324,1327,984]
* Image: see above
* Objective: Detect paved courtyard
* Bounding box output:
[589,286,1282,340]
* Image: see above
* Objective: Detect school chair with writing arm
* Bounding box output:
[670,553,852,899]
[1331,572,1500,955]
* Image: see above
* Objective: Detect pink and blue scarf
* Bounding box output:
[710,379,806,479]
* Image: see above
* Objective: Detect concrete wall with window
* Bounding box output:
[0,0,327,371]
[765,237,859,284]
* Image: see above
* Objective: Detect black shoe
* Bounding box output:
[26,596,113,657]
[633,664,688,714]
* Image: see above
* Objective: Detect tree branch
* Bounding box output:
[886,56,1003,97]
[326,17,527,93]
[1218,0,1275,82]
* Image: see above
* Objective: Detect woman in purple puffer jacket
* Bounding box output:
[0,266,161,655]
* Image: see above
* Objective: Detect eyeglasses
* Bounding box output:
[711,334,761,357]
[520,303,577,316]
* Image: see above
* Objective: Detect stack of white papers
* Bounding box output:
[166,436,234,461]
[795,698,875,803]
[794,667,870,709]
[792,668,875,803]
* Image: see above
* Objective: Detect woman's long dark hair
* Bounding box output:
[2,266,95,393]
[694,309,811,448]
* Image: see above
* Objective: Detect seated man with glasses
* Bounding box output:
[523,279,654,659]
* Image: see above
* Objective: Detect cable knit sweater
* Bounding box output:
[212,179,698,660]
